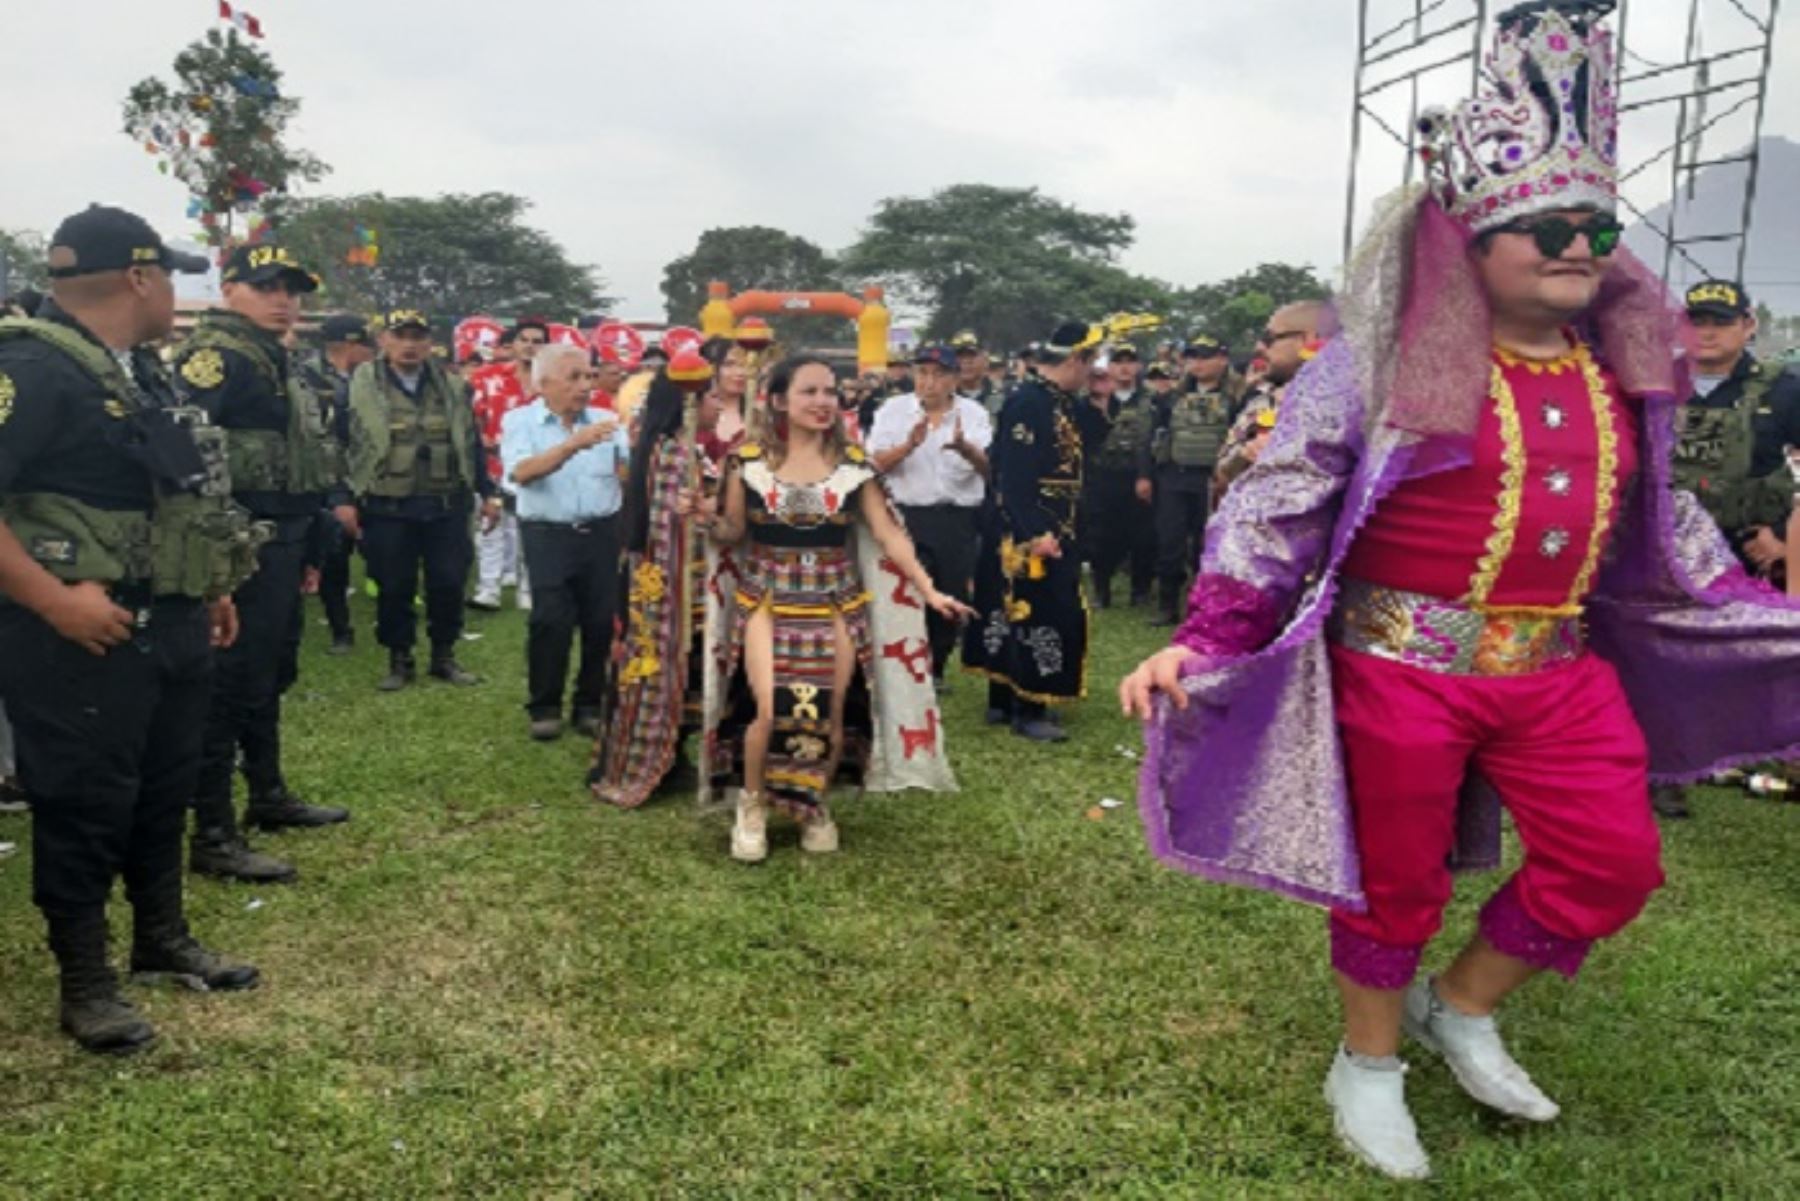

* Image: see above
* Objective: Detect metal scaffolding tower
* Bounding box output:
[1343,0,1783,288]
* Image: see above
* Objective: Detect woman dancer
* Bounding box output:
[706,356,967,861]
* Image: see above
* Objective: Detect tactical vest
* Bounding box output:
[0,318,268,598]
[183,317,342,497]
[1097,394,1153,472]
[1672,362,1791,534]
[348,361,477,500]
[1156,390,1232,468]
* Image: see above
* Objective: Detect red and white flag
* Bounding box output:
[218,2,265,37]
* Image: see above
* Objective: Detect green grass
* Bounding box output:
[1,586,1796,1199]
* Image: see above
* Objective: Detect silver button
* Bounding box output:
[1540,528,1571,558]
[1541,402,1567,430]
[1546,468,1573,497]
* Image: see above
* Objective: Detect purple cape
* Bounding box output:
[1137,336,1800,912]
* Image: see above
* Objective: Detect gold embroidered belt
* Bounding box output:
[1327,579,1584,678]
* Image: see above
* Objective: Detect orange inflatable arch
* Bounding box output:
[698,281,891,372]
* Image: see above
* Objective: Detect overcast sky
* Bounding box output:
[2,1,1794,318]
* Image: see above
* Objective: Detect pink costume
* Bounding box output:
[1139,3,1800,993]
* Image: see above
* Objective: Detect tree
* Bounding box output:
[662,226,840,319]
[0,229,48,298]
[1170,262,1332,352]
[276,193,605,325]
[122,28,328,253]
[841,184,1156,350]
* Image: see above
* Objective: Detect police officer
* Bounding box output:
[174,246,352,885]
[0,206,261,1053]
[1655,280,1800,819]
[299,314,375,654]
[963,321,1096,743]
[1084,343,1156,608]
[344,309,491,691]
[951,329,1005,418]
[1144,334,1240,625]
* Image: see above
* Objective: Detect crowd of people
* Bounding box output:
[2,0,1798,1181]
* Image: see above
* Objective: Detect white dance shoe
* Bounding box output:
[1403,976,1560,1122]
[1323,1046,1432,1180]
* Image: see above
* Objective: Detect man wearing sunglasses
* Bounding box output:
[175,245,352,886]
[1123,1,1800,1180]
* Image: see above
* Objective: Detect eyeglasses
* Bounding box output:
[1258,329,1305,345]
[1493,214,1624,259]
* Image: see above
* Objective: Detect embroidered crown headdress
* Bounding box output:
[1418,0,1619,232]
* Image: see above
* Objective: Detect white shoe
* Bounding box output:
[469,589,501,610]
[1324,1046,1432,1181]
[730,789,767,863]
[516,588,532,612]
[799,810,839,854]
[1403,976,1560,1122]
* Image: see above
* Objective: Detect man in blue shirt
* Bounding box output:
[500,344,630,740]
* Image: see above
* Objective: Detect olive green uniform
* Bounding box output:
[1146,376,1239,618]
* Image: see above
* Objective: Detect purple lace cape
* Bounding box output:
[1137,336,1800,912]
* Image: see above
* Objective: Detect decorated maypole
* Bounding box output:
[121,3,326,264]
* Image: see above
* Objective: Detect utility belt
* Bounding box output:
[1328,578,1585,678]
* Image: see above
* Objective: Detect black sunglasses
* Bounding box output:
[1494,214,1623,259]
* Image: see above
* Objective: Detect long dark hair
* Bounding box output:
[622,372,688,554]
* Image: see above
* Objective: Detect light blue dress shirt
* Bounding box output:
[499,400,630,523]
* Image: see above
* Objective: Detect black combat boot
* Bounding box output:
[428,647,480,686]
[1650,783,1691,820]
[1093,574,1114,610]
[245,786,350,830]
[326,630,355,656]
[190,826,297,884]
[378,650,416,692]
[1149,577,1183,627]
[46,908,156,1055]
[129,874,259,992]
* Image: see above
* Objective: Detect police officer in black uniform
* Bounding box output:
[174,246,353,884]
[299,314,375,655]
[0,206,260,1053]
[343,310,491,691]
[1144,334,1241,625]
[1084,343,1156,608]
[1653,279,1800,819]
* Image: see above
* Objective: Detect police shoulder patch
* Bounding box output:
[181,348,226,389]
[0,371,14,426]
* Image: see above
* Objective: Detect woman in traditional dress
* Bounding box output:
[705,356,969,862]
[589,359,722,808]
[703,336,752,456]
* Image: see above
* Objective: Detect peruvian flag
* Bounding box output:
[218,2,265,37]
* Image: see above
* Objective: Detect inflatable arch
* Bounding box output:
[698,281,891,372]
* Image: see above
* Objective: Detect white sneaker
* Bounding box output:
[1324,1046,1432,1181]
[730,789,767,863]
[799,810,839,854]
[469,589,501,610]
[516,587,532,613]
[1403,976,1560,1122]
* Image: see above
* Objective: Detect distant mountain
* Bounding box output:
[1623,135,1800,316]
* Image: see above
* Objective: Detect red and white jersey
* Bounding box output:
[469,363,534,482]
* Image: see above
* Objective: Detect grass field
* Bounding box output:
[0,588,1796,1199]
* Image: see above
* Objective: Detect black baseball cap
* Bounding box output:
[1145,362,1175,380]
[1684,280,1751,320]
[383,309,431,332]
[950,330,983,353]
[221,244,319,291]
[46,204,208,279]
[1108,342,1141,361]
[1182,334,1229,358]
[319,314,371,345]
[913,344,957,371]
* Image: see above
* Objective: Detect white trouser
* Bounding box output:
[476,507,522,597]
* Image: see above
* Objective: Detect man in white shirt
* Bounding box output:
[868,344,993,681]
